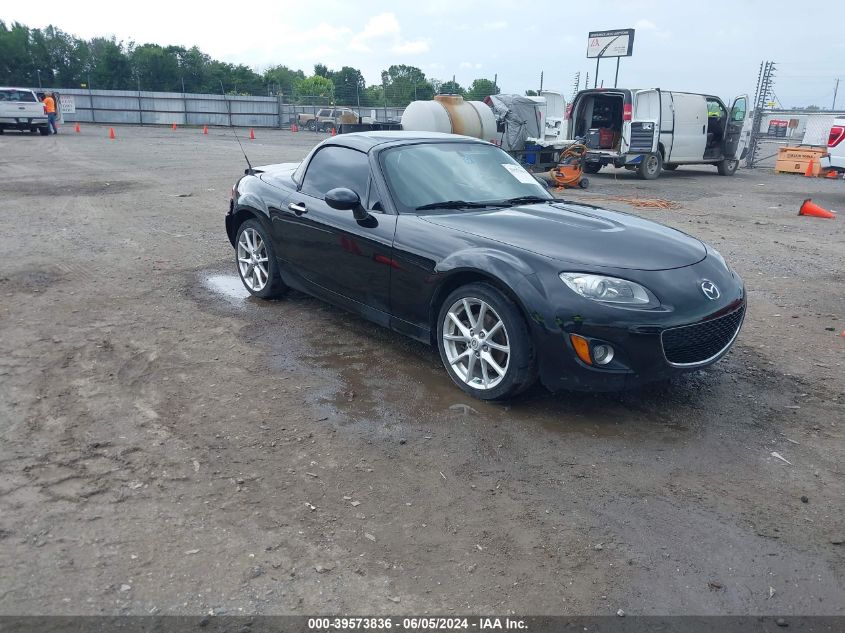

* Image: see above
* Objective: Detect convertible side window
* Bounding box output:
[300,146,370,201]
[367,177,384,212]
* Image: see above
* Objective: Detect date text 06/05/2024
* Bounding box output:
[307,617,527,630]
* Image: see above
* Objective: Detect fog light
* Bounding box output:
[592,344,615,365]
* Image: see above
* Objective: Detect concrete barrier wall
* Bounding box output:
[51,88,405,128]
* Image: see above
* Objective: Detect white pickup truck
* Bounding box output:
[820,116,845,173]
[0,87,49,135]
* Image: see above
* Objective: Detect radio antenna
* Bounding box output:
[221,80,253,174]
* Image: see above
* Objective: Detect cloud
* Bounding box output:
[459,61,482,70]
[349,12,428,56]
[349,12,400,52]
[302,45,336,59]
[483,20,507,30]
[634,19,658,30]
[392,39,429,55]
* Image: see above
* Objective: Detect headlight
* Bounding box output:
[559,273,653,305]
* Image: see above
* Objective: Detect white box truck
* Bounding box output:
[566,88,752,179]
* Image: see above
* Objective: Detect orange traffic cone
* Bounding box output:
[804,158,816,177]
[108,127,116,139]
[798,199,836,219]
[171,122,177,131]
[291,123,298,133]
[203,125,208,135]
[249,128,255,140]
[331,127,336,136]
[826,170,838,179]
[74,122,80,133]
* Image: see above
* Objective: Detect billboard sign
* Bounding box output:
[587,29,635,58]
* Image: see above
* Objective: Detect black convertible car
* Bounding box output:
[226,131,745,400]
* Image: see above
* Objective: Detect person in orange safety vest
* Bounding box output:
[43,92,58,135]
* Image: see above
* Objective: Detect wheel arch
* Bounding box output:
[226,197,271,247]
[428,265,532,347]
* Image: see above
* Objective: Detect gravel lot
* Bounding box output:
[1,125,843,616]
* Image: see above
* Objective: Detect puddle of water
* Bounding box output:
[203,274,249,303]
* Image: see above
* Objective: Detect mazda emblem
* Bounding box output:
[701,280,720,300]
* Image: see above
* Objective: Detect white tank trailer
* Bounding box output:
[401,95,498,143]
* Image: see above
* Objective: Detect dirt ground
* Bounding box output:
[1,125,843,617]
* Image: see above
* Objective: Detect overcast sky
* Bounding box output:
[5,0,842,107]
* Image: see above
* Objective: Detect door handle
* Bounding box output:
[288,202,307,215]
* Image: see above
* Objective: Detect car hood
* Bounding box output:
[420,201,707,271]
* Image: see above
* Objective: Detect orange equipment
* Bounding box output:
[549,143,590,189]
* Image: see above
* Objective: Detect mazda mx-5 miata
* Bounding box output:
[225,131,745,400]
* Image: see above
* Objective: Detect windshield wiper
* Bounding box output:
[415,200,494,211]
[497,195,553,206]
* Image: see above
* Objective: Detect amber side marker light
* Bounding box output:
[570,334,592,365]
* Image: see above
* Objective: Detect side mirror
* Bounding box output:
[325,187,368,221]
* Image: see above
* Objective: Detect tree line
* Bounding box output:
[0,20,501,107]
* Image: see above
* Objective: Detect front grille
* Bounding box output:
[629,122,655,153]
[661,304,745,366]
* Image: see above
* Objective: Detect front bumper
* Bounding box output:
[520,259,747,392]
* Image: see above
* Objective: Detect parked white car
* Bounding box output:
[0,87,49,135]
[567,88,752,179]
[819,117,845,173]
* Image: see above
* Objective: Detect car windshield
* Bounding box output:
[380,142,552,212]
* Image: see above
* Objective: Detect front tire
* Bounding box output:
[637,152,662,179]
[235,219,288,299]
[436,283,536,400]
[717,158,738,176]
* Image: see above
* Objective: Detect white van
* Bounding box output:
[567,88,752,179]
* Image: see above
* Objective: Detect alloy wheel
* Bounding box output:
[237,227,270,292]
[442,297,511,390]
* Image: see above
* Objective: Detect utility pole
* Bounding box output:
[834,78,840,110]
[36,69,42,89]
[539,71,544,94]
[747,60,777,169]
[493,73,497,94]
[571,72,580,100]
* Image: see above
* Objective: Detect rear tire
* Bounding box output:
[637,152,662,180]
[235,219,288,299]
[38,126,49,136]
[579,177,590,189]
[663,164,678,171]
[436,282,536,401]
[717,158,739,176]
[583,163,602,174]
